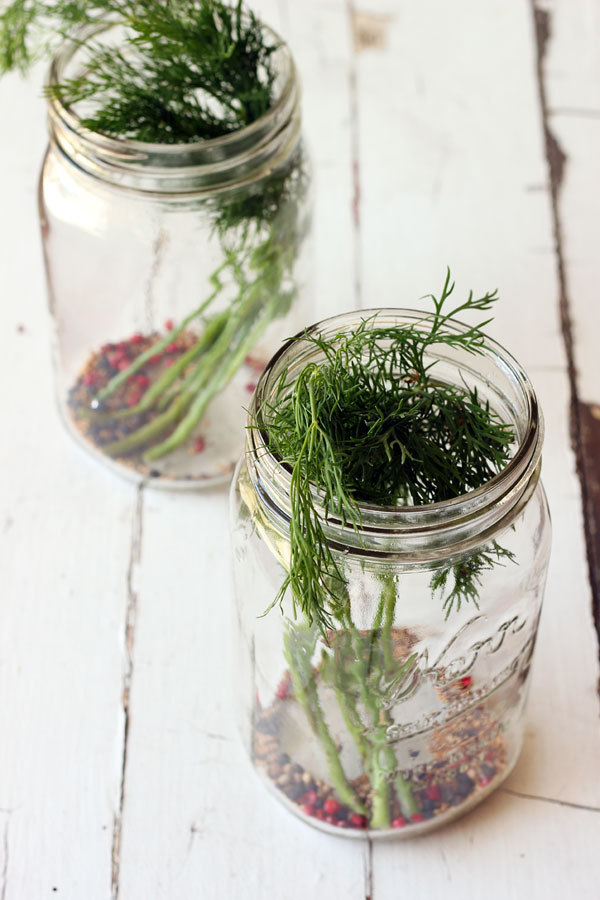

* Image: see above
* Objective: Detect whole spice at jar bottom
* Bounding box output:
[68,328,266,478]
[252,643,507,832]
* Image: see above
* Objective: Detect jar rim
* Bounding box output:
[44,21,301,193]
[247,308,544,549]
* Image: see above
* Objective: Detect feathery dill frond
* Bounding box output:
[258,271,516,632]
[1,0,278,142]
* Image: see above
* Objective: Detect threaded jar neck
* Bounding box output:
[246,309,544,562]
[45,23,301,196]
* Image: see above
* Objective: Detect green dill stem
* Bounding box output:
[283,627,366,816]
[104,324,227,456]
[322,639,371,765]
[381,575,396,672]
[377,575,418,818]
[343,617,391,828]
[145,275,290,460]
[94,309,230,423]
[332,683,371,764]
[395,771,419,819]
[103,390,192,456]
[369,745,392,830]
[103,242,279,459]
[283,629,318,734]
[137,311,228,411]
[342,603,418,827]
[378,581,419,818]
[94,289,224,404]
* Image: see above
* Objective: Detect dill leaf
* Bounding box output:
[1,0,278,142]
[258,271,516,632]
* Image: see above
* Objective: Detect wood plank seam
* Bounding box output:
[111,484,145,900]
[531,1,600,646]
[1,816,9,900]
[501,788,600,814]
[364,837,373,900]
[550,108,600,119]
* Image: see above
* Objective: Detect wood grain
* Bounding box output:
[0,2,598,897]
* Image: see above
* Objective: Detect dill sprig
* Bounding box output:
[1,0,277,143]
[259,271,515,633]
[430,541,516,618]
[2,1,308,463]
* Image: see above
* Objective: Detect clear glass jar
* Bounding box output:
[39,25,312,488]
[230,309,551,838]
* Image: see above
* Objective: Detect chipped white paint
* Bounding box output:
[0,2,599,899]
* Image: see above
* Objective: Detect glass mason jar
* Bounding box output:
[39,25,312,487]
[230,309,551,838]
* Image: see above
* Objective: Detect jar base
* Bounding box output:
[255,747,521,839]
[59,331,267,489]
[251,645,523,838]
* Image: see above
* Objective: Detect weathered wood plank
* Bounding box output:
[372,788,600,900]
[0,2,599,897]
[279,0,358,319]
[115,2,366,897]
[351,0,600,893]
[0,68,136,897]
[535,0,600,633]
[353,0,559,372]
[117,489,367,899]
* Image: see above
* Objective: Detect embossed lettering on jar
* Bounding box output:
[230,309,551,838]
[39,23,312,487]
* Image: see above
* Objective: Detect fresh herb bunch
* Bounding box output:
[2,0,308,464]
[259,271,515,632]
[1,0,276,142]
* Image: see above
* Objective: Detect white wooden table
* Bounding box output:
[1,1,599,897]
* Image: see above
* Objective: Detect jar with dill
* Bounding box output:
[230,274,551,837]
[1,0,312,485]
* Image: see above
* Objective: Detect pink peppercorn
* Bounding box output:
[425,784,441,802]
[323,798,340,816]
[126,392,142,408]
[107,351,124,367]
[350,814,367,828]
